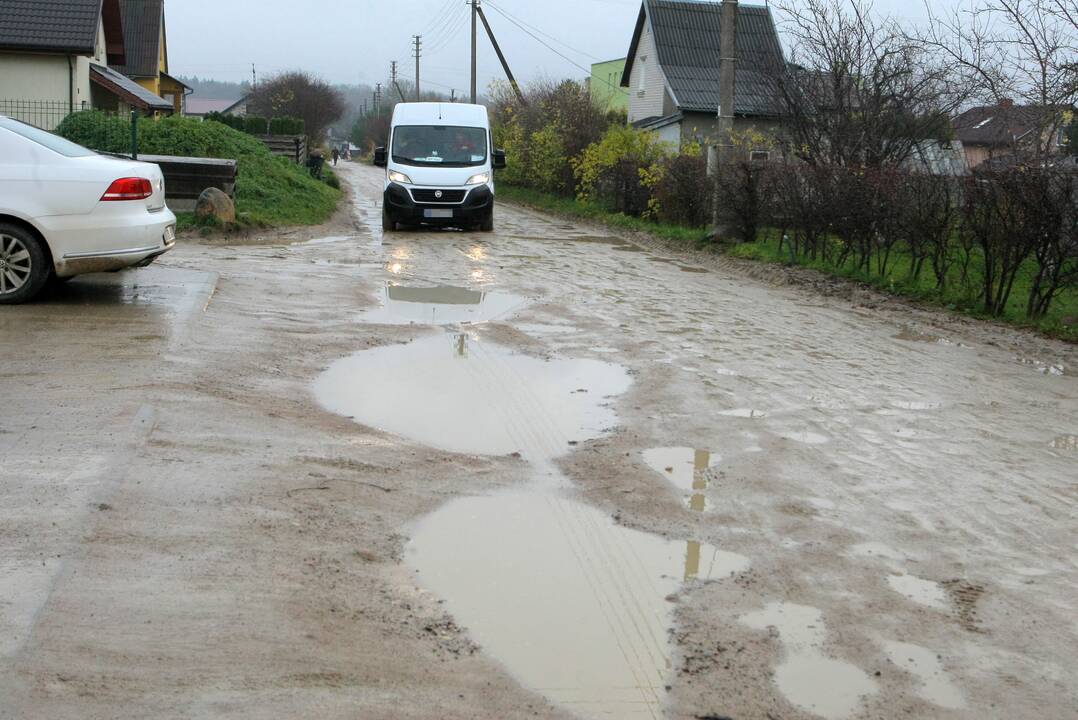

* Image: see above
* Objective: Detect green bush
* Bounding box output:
[573,125,673,216]
[205,112,245,131]
[269,116,305,135]
[243,116,269,135]
[56,111,339,227]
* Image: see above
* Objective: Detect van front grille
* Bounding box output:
[412,188,467,203]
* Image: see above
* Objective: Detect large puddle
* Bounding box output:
[408,487,750,720]
[314,333,628,458]
[313,264,756,718]
[358,283,528,326]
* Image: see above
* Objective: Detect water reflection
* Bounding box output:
[358,283,528,326]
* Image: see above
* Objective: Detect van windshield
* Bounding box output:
[392,125,487,167]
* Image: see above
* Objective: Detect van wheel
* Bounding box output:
[479,210,494,232]
[0,224,50,305]
[382,206,396,232]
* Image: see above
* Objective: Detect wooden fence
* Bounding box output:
[258,134,308,164]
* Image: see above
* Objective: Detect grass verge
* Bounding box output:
[729,232,1078,342]
[57,112,340,230]
[499,183,1076,342]
[498,184,710,245]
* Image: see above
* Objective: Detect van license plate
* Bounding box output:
[424,209,453,219]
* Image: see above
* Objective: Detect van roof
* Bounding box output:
[391,102,489,127]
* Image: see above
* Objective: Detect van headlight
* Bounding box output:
[465,172,490,186]
[388,170,413,184]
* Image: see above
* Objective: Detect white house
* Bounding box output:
[0,0,171,129]
[621,0,786,150]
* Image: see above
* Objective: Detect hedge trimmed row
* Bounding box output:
[204,112,305,136]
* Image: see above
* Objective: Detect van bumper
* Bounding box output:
[384,183,493,226]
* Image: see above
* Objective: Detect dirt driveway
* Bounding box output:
[1,162,1076,720]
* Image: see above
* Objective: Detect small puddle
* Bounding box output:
[1050,434,1078,451]
[314,334,628,458]
[643,447,716,512]
[718,408,767,418]
[887,573,949,610]
[741,603,877,719]
[883,641,965,709]
[357,284,527,326]
[409,486,750,720]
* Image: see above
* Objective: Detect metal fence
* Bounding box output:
[0,99,139,157]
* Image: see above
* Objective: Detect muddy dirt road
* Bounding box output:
[2,161,1076,720]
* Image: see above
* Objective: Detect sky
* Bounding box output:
[167,0,959,96]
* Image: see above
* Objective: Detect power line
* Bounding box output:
[425,5,470,55]
[483,0,603,62]
[483,3,628,95]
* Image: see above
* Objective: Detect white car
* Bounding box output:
[0,116,176,304]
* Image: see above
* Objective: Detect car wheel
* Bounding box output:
[0,224,50,305]
[479,210,494,232]
[382,205,396,232]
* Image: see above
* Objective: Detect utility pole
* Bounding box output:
[476,5,526,105]
[413,35,422,101]
[374,83,382,112]
[470,0,479,103]
[710,0,738,238]
[391,61,397,86]
[251,63,257,90]
[451,88,456,103]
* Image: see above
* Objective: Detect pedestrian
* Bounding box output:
[332,147,340,166]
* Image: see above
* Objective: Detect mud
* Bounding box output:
[2,160,1076,720]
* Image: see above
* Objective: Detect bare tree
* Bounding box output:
[249,71,346,144]
[923,0,1078,159]
[769,0,967,168]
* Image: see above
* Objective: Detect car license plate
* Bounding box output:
[163,225,176,243]
[424,209,453,219]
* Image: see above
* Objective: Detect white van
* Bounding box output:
[374,103,506,232]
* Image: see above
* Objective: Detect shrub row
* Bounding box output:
[204,112,305,136]
[727,162,1078,321]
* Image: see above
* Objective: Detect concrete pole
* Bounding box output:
[711,0,738,237]
[470,0,479,104]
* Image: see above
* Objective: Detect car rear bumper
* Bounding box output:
[384,183,493,226]
[41,207,178,277]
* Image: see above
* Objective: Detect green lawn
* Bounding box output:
[729,232,1078,342]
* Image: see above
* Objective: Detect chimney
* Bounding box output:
[1000,98,1014,109]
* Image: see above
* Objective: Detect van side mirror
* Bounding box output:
[373,147,387,167]
[493,149,507,170]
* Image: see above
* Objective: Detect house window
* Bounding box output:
[638,56,646,95]
[750,150,771,162]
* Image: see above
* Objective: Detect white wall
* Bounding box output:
[626,17,668,124]
[0,53,73,103]
[0,20,103,115]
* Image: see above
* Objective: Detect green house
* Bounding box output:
[590,58,629,114]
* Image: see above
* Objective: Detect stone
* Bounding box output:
[195,187,235,223]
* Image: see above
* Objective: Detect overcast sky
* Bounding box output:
[168,0,958,95]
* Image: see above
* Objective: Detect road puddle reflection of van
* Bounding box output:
[357,283,527,326]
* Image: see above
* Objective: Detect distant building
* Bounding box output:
[185,96,250,119]
[954,101,1074,168]
[112,0,189,115]
[620,0,785,151]
[590,58,628,114]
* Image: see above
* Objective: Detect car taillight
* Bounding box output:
[101,177,153,201]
